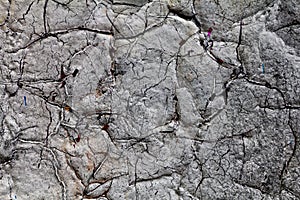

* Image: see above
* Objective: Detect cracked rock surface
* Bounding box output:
[0,0,299,199]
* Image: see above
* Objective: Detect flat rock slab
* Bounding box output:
[0,0,299,199]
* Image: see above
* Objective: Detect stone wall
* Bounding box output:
[0,0,299,199]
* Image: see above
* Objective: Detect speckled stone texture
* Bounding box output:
[0,0,299,199]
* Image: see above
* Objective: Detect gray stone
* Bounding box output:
[0,0,299,199]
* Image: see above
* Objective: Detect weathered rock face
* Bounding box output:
[0,0,299,199]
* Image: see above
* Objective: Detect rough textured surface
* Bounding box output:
[0,0,299,199]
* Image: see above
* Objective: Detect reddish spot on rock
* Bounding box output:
[60,66,66,81]
[102,124,109,131]
[216,58,224,64]
[64,105,72,112]
[75,134,80,143]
